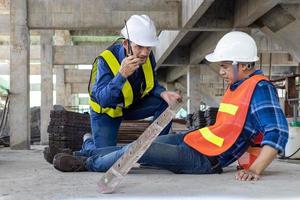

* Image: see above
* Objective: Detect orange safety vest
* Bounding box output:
[184,74,268,157]
[238,132,263,169]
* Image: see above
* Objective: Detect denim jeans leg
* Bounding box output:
[90,110,122,148]
[86,138,213,174]
[139,142,213,174]
[86,144,131,172]
[88,146,124,157]
[154,133,186,145]
[82,133,181,161]
[74,138,95,157]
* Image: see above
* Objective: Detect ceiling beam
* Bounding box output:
[190,31,226,64]
[71,83,88,93]
[28,0,180,30]
[1,43,130,75]
[192,0,233,31]
[65,69,90,83]
[155,0,214,68]
[70,30,120,36]
[166,66,187,83]
[257,4,300,62]
[29,83,89,94]
[163,46,190,66]
[234,0,281,27]
[260,52,298,66]
[0,45,40,60]
[253,29,289,53]
[54,44,110,65]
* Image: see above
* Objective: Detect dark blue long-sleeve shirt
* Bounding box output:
[91,43,166,108]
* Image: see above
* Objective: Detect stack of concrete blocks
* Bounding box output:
[186,107,219,130]
[47,109,91,151]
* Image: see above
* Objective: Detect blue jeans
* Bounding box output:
[84,133,215,174]
[85,95,170,150]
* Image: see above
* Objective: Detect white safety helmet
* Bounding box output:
[121,15,159,47]
[205,31,259,63]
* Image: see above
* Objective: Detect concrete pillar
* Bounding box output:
[55,65,65,106]
[65,83,72,106]
[9,0,30,149]
[71,94,80,108]
[40,30,54,145]
[187,66,201,114]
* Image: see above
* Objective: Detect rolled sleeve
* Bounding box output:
[261,128,288,155]
[251,81,289,155]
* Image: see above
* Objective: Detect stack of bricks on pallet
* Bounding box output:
[186,107,219,130]
[118,120,150,144]
[48,110,91,151]
[205,107,218,126]
[30,107,41,144]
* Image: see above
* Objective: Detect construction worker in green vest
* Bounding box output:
[80,14,181,153]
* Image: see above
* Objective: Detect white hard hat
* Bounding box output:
[205,31,259,63]
[121,15,158,47]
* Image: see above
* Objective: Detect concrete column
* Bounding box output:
[40,30,54,145]
[71,94,80,108]
[190,67,201,113]
[187,66,201,114]
[55,65,65,106]
[9,0,30,149]
[65,83,72,106]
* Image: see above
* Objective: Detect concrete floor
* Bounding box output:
[0,146,300,200]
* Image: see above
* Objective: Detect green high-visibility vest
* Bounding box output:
[88,49,154,118]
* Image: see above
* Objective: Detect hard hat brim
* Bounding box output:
[205,53,260,63]
[205,53,222,62]
[120,29,159,47]
[133,40,159,47]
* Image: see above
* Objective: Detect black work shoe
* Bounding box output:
[53,153,87,172]
[43,147,73,164]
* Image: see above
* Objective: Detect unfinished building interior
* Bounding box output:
[0,0,300,199]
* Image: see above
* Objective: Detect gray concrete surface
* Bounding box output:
[0,145,300,200]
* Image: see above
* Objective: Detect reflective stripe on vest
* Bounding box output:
[141,57,154,98]
[89,98,123,118]
[101,50,134,108]
[88,49,154,118]
[219,103,239,115]
[184,74,268,156]
[199,127,224,147]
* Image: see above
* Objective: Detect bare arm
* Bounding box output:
[235,145,278,181]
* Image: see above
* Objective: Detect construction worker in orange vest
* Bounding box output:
[53,31,288,181]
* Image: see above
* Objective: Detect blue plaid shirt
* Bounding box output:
[219,70,289,167]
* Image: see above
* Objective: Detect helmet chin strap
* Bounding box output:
[233,61,239,83]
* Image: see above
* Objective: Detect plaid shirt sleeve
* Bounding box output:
[250,81,289,155]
